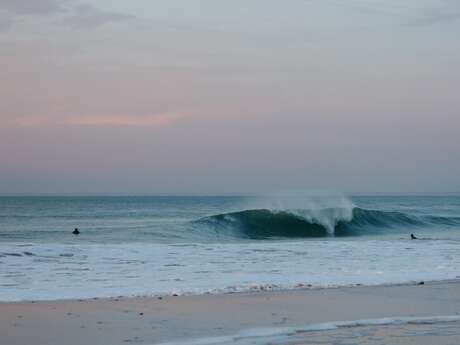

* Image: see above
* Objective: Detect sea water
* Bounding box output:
[1,195,460,301]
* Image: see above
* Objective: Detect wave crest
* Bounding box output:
[195,207,459,239]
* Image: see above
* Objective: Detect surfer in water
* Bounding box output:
[72,228,80,235]
[410,233,417,240]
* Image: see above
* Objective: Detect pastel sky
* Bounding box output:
[1,0,459,194]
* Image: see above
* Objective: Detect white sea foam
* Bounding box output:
[157,315,460,345]
[1,237,460,301]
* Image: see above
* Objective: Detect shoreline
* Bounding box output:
[0,278,455,304]
[2,279,460,344]
[0,277,446,304]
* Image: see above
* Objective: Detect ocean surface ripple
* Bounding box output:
[1,195,460,301]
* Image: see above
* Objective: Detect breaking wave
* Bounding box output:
[195,207,460,239]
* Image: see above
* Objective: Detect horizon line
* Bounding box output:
[1,192,460,197]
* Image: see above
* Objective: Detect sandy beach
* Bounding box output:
[1,280,460,345]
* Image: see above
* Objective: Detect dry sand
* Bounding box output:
[1,280,460,345]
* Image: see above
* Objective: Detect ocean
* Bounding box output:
[1,195,460,301]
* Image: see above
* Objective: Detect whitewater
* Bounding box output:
[1,195,460,301]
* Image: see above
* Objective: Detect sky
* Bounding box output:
[1,0,459,195]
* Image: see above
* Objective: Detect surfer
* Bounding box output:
[410,233,417,240]
[72,228,80,235]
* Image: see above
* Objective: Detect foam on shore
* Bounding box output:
[158,315,460,345]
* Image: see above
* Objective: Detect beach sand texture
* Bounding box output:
[1,280,460,345]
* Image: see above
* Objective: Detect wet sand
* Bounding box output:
[1,280,460,345]
[287,321,460,345]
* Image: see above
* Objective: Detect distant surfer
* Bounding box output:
[72,228,80,235]
[410,233,417,240]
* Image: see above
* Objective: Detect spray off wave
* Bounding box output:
[196,206,460,239]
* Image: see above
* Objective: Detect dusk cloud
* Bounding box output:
[61,4,134,29]
[0,0,65,15]
[408,1,460,27]
[1,0,460,193]
[0,0,133,32]
[9,113,187,128]
[63,113,185,127]
[329,0,460,27]
[0,0,64,32]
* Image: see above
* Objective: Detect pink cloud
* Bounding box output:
[62,113,184,127]
[7,113,187,127]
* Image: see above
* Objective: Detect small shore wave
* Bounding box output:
[158,314,460,345]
